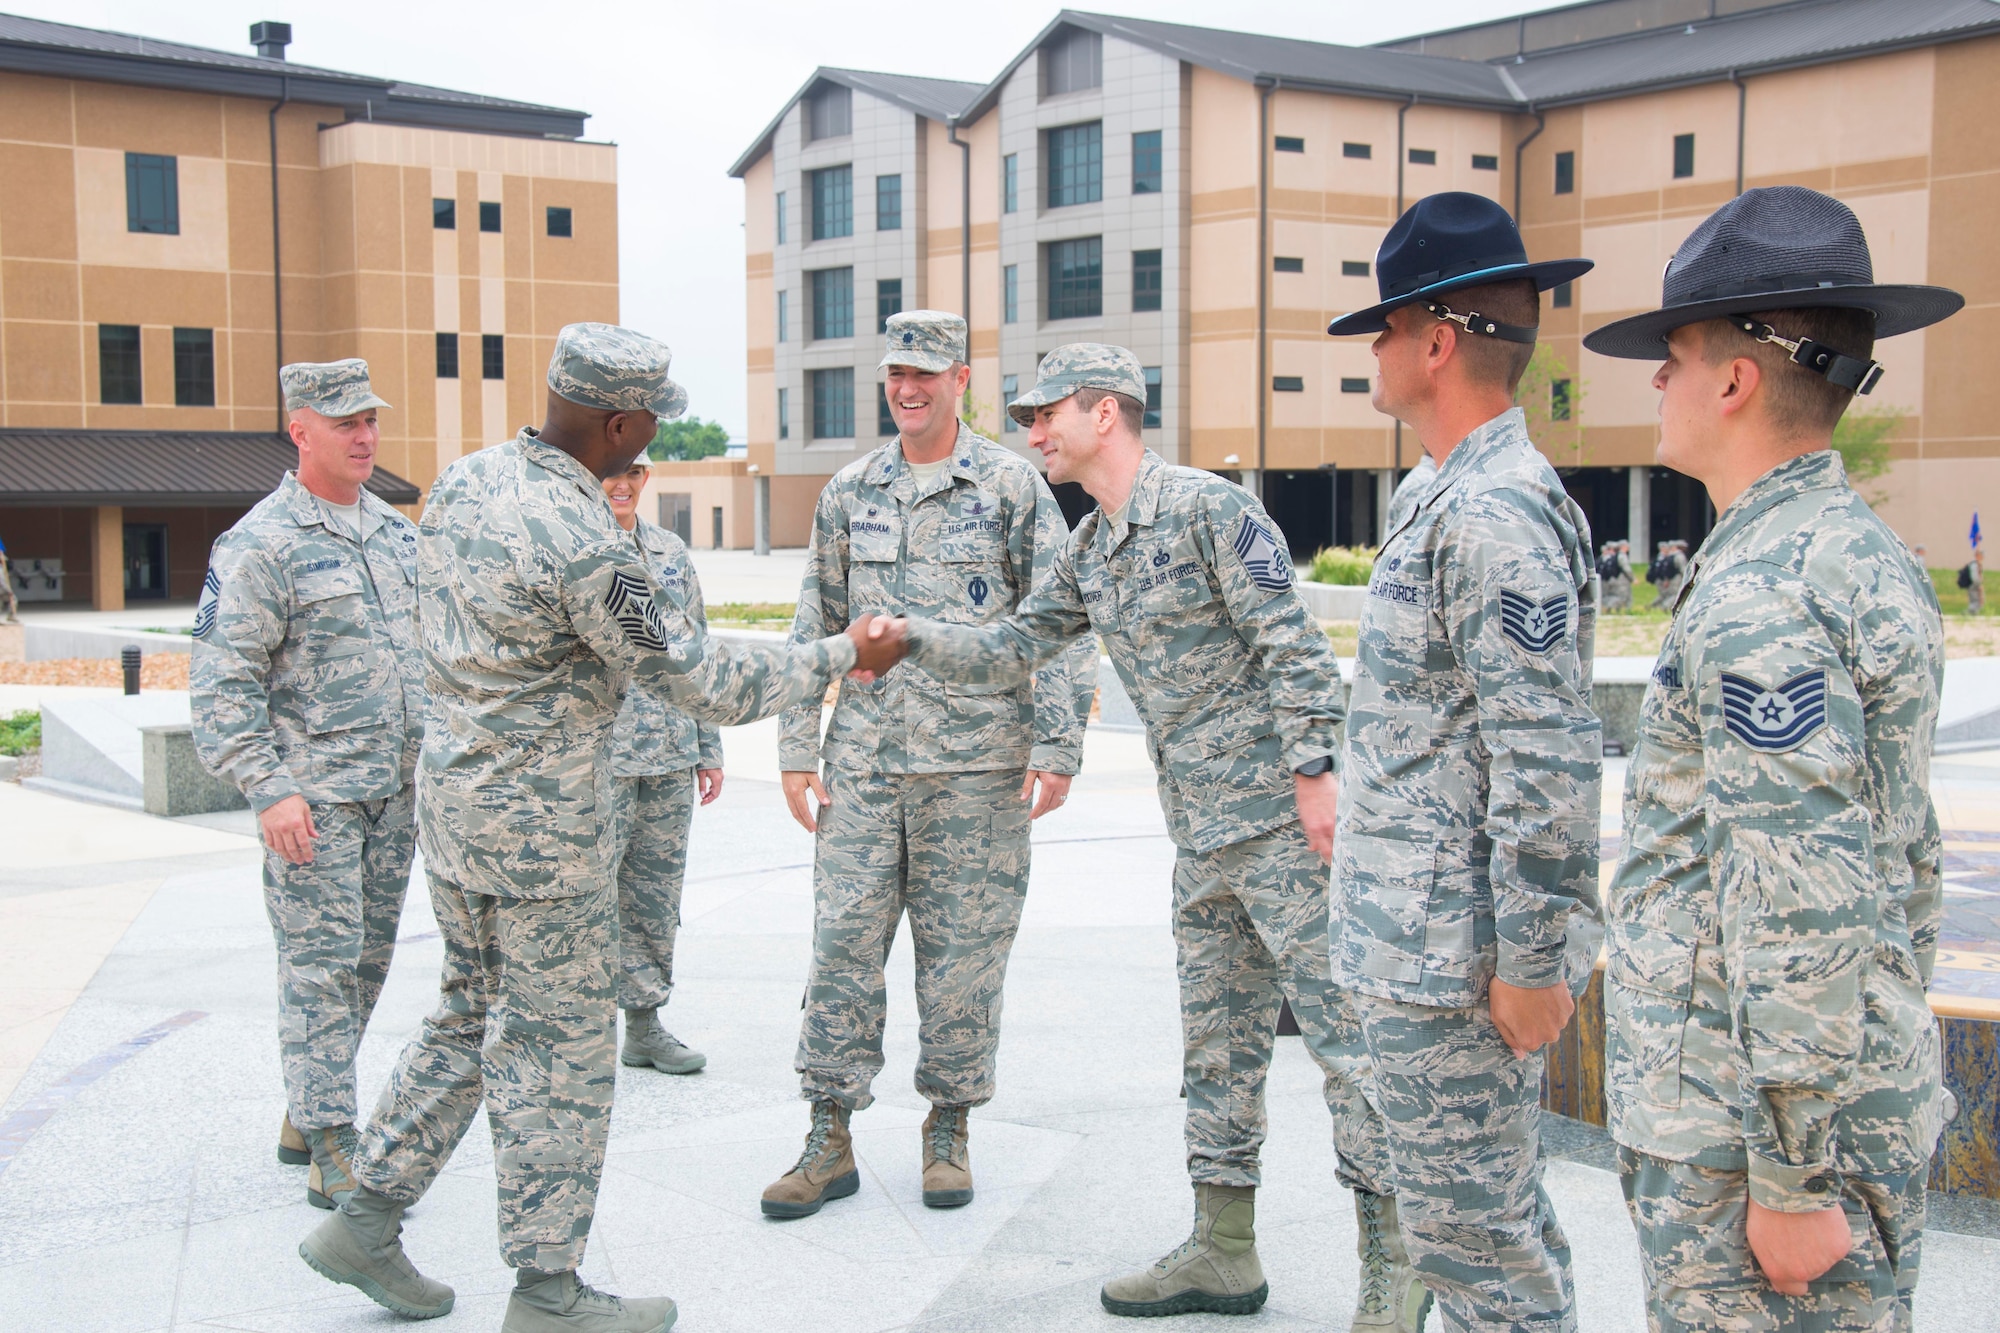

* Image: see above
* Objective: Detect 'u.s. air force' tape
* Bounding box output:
[192,569,220,640]
[1232,513,1292,592]
[605,569,670,651]
[1498,588,1567,654]
[1720,668,1828,751]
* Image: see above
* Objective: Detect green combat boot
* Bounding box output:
[1351,1189,1432,1331]
[299,1186,454,1319]
[277,1113,309,1165]
[501,1270,676,1333]
[1101,1183,1268,1317]
[760,1098,859,1219]
[306,1124,360,1210]
[620,1008,706,1075]
[921,1104,973,1208]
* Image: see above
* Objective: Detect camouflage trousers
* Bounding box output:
[1602,577,1632,612]
[1356,996,1576,1333]
[262,786,415,1129]
[796,767,1030,1111]
[1177,822,1390,1193]
[608,769,695,1012]
[1618,1147,1925,1333]
[353,874,617,1274]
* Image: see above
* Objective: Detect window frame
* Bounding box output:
[810,366,856,440]
[1133,249,1163,313]
[1472,153,1499,171]
[1001,373,1019,432]
[809,165,854,241]
[1552,280,1574,310]
[125,152,179,235]
[1272,375,1305,393]
[1132,130,1163,195]
[98,324,143,405]
[435,332,460,379]
[775,190,787,245]
[433,197,457,229]
[776,289,788,344]
[1041,27,1102,97]
[545,206,573,238]
[875,277,903,335]
[806,84,852,141]
[1045,121,1104,209]
[481,334,505,380]
[1341,260,1371,277]
[172,327,215,407]
[1003,264,1020,325]
[1273,256,1304,274]
[875,174,902,231]
[1342,142,1372,160]
[1003,154,1018,215]
[1274,136,1305,153]
[1142,366,1162,429]
[778,386,790,440]
[1340,377,1370,394]
[1554,150,1576,195]
[1672,133,1695,180]
[479,201,502,233]
[1044,236,1104,321]
[809,266,855,341]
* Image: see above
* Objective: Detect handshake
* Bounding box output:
[841,613,909,678]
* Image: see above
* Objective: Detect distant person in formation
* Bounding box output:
[1600,540,1634,612]
[601,459,723,1077]
[296,323,907,1333]
[1325,192,1603,1333]
[1966,542,1985,615]
[763,311,1092,1220]
[1650,538,1689,610]
[191,359,424,1213]
[1585,185,1962,1331]
[0,530,18,622]
[873,344,1417,1330]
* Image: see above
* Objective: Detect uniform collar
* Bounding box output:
[277,470,382,534]
[1696,448,1848,561]
[632,517,676,554]
[1428,407,1529,498]
[865,421,985,494]
[519,427,614,504]
[1094,450,1167,554]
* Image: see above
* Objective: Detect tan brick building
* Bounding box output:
[0,16,616,609]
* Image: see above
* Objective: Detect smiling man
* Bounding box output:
[765,310,1092,1220]
[193,359,425,1215]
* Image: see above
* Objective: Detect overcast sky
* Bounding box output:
[43,1,1553,437]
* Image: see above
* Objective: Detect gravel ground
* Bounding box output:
[0,654,190,689]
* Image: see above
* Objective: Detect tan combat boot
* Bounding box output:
[299,1185,455,1319]
[1351,1189,1432,1332]
[501,1269,676,1332]
[1101,1183,1268,1317]
[760,1099,859,1219]
[921,1104,973,1208]
[277,1113,310,1165]
[306,1124,360,1211]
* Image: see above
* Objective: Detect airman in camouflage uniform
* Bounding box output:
[1584,186,1961,1331]
[300,324,887,1332]
[763,311,1092,1220]
[1384,454,1438,536]
[192,358,421,1213]
[895,344,1410,1328]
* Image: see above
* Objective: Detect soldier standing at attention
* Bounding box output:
[1585,186,1960,1331]
[601,460,723,1076]
[875,345,1417,1329]
[1323,192,1602,1333]
[192,359,422,1213]
[763,311,1091,1219]
[297,324,906,1332]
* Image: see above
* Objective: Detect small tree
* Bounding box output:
[1514,343,1587,463]
[1831,403,1900,508]
[961,387,999,440]
[649,415,731,462]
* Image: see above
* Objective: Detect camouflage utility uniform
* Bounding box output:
[1384,454,1438,536]
[1607,450,1945,1331]
[1336,407,1602,1332]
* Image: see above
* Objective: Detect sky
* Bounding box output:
[37,1,1556,437]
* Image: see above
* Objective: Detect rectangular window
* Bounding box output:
[876,278,902,334]
[1003,264,1019,324]
[1273,256,1304,274]
[172,328,214,406]
[1552,379,1572,421]
[433,197,456,229]
[481,334,505,380]
[1132,130,1163,194]
[777,290,788,344]
[806,84,852,141]
[1554,150,1575,195]
[1673,132,1695,179]
[1343,142,1372,160]
[479,201,501,232]
[1340,377,1370,393]
[125,153,179,235]
[98,324,142,404]
[1002,373,1019,432]
[1133,249,1162,313]
[1341,260,1370,277]
[810,267,854,340]
[810,366,855,439]
[1003,154,1018,214]
[1045,236,1103,320]
[546,206,572,238]
[1407,148,1436,165]
[878,383,896,438]
[809,165,853,240]
[778,386,790,440]
[876,174,902,231]
[1552,280,1573,309]
[775,191,787,245]
[435,332,459,379]
[1274,135,1305,153]
[1046,122,1103,208]
[1042,27,1102,96]
[1272,375,1305,393]
[1472,153,1499,171]
[1143,366,1162,429]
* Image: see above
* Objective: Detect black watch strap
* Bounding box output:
[1293,756,1334,778]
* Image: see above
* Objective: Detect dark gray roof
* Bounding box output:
[0,430,420,507]
[0,12,587,139]
[729,67,985,178]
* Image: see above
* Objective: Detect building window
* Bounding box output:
[1273,256,1304,274]
[1002,373,1019,432]
[98,325,142,404]
[1343,143,1372,160]
[433,197,456,229]
[1342,260,1370,277]
[435,332,459,379]
[810,366,855,439]
[876,278,902,334]
[777,290,788,344]
[125,153,179,235]
[1552,379,1572,421]
[878,383,896,438]
[1554,150,1575,195]
[1673,133,1695,179]
[810,267,854,340]
[875,174,902,231]
[810,165,853,240]
[1045,237,1103,320]
[1143,366,1162,429]
[806,84,851,140]
[481,334,505,380]
[1552,280,1573,309]
[1133,249,1162,313]
[546,206,572,238]
[1132,130,1163,194]
[1408,148,1436,165]
[1003,154,1018,214]
[1472,153,1499,171]
[1042,27,1102,96]
[1274,136,1305,153]
[778,386,790,439]
[1340,377,1370,393]
[775,191,787,245]
[1046,122,1103,208]
[479,201,501,232]
[173,328,214,406]
[1273,375,1305,393]
[1003,264,1019,324]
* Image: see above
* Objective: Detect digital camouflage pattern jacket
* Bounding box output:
[610,518,723,778]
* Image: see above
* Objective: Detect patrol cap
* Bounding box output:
[878,310,967,373]
[546,322,689,421]
[1007,343,1147,427]
[281,359,390,417]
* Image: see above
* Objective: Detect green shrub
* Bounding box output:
[0,710,40,758]
[1307,546,1376,586]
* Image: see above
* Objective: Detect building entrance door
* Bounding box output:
[123,523,168,600]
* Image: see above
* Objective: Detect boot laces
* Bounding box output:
[566,1275,626,1313]
[1357,1192,1394,1316]
[1153,1199,1208,1275]
[927,1106,964,1165]
[791,1101,838,1173]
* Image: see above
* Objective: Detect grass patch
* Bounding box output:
[1930,566,1998,618]
[706,602,797,626]
[0,710,40,757]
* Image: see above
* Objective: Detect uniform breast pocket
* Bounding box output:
[938,532,1009,623]
[1605,902,1702,1111]
[294,566,373,659]
[848,512,902,565]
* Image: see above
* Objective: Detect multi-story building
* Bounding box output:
[0,15,615,609]
[731,0,2000,563]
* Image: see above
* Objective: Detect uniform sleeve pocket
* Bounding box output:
[1164,726,1286,815]
[1335,828,1439,984]
[1605,901,1702,1112]
[1606,905,1701,1000]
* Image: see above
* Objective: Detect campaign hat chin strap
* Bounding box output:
[1420,300,1538,346]
[1730,316,1883,395]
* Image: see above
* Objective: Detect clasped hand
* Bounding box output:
[843,613,909,680]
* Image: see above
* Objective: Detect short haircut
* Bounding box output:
[1696,306,1877,436]
[1409,278,1539,392]
[1073,387,1144,435]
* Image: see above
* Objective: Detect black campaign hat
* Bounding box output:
[1584,186,1963,361]
[1325,192,1592,337]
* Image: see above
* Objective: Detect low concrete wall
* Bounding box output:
[1295,581,1367,620]
[141,724,245,816]
[0,622,22,664]
[26,623,191,661]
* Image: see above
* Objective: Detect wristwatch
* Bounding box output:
[1292,756,1334,778]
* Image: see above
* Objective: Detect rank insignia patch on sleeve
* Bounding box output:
[1232,513,1293,592]
[192,569,220,640]
[1720,669,1827,751]
[1498,589,1567,653]
[606,569,671,652]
